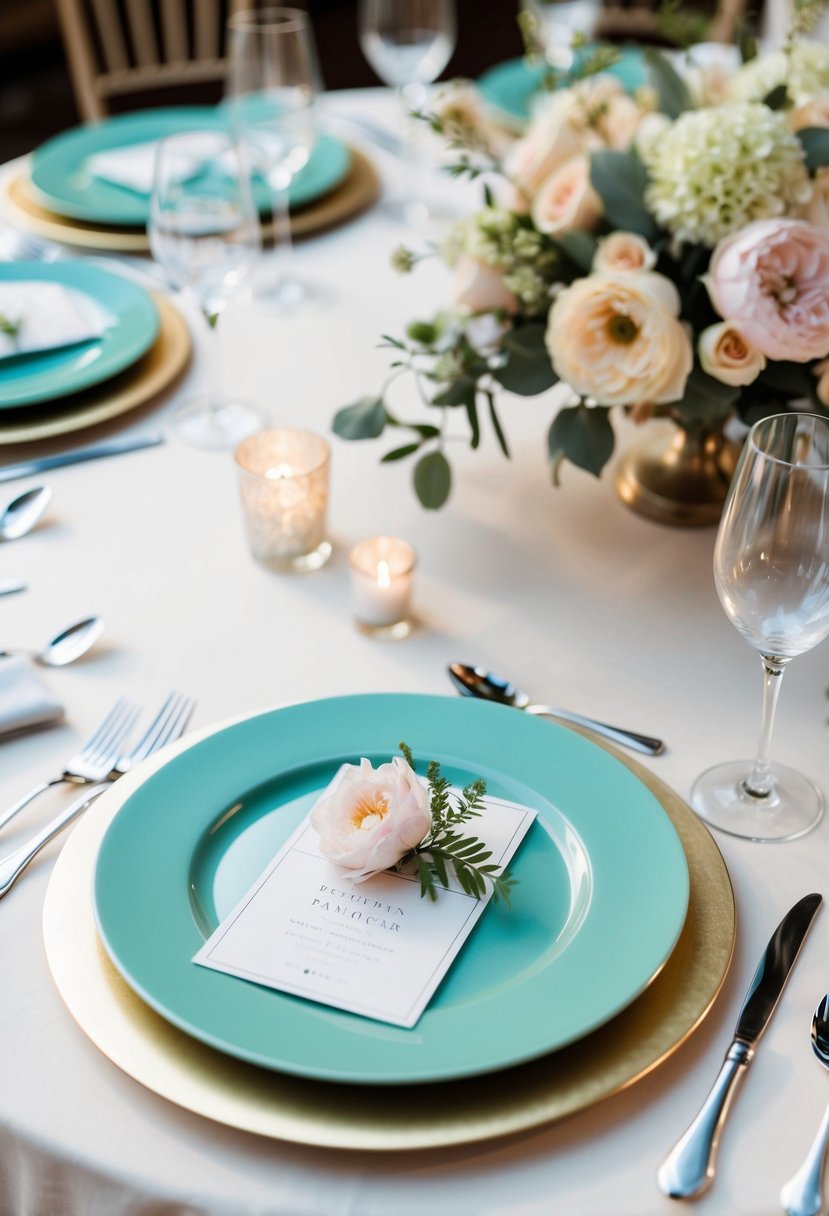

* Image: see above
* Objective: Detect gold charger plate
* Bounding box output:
[3,150,380,254]
[42,717,735,1152]
[0,293,190,444]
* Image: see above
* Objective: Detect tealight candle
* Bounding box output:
[234,429,332,572]
[349,536,417,639]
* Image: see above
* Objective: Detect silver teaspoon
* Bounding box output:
[0,485,51,541]
[0,615,105,667]
[447,663,665,756]
[781,994,829,1216]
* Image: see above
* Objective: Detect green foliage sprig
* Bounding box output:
[395,741,516,905]
[0,313,22,339]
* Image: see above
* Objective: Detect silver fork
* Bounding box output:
[0,691,196,898]
[0,224,61,263]
[0,698,140,832]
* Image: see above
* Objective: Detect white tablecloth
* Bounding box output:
[1,89,828,1216]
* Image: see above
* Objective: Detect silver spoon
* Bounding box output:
[0,615,105,667]
[448,663,665,756]
[0,485,51,542]
[781,994,829,1216]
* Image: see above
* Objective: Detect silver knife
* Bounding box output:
[0,432,163,484]
[657,892,822,1199]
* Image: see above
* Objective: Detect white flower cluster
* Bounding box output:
[728,41,829,105]
[645,102,811,246]
[443,207,558,313]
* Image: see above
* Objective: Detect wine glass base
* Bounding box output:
[172,397,268,451]
[690,760,824,842]
[255,272,332,316]
[378,196,460,229]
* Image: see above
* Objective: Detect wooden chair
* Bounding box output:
[54,0,253,121]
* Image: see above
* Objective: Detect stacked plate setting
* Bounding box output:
[44,693,736,1150]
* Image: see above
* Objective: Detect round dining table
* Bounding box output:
[1,88,828,1216]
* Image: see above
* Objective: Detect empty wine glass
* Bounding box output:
[520,0,601,71]
[691,412,829,841]
[149,131,265,449]
[227,7,323,311]
[358,0,456,224]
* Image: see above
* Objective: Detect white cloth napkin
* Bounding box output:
[0,655,64,737]
[0,282,108,361]
[86,135,223,195]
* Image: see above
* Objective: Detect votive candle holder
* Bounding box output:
[349,535,417,639]
[235,428,332,572]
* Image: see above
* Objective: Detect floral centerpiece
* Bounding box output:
[333,8,829,512]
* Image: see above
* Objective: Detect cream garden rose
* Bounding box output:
[546,272,693,407]
[593,232,656,274]
[698,321,766,386]
[310,757,432,880]
[531,156,602,236]
[504,94,583,199]
[450,255,519,315]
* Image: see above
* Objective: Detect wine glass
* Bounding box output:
[227,7,323,312]
[691,412,829,841]
[520,0,601,72]
[358,0,456,224]
[149,130,265,449]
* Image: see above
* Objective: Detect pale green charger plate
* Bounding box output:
[0,262,158,408]
[93,694,689,1086]
[30,107,350,226]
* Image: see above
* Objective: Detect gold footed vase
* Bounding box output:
[615,419,741,527]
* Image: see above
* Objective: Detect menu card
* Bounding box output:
[194,783,536,1027]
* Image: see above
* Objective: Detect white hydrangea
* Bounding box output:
[728,41,829,106]
[645,103,811,246]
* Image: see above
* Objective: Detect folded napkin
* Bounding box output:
[86,135,223,195]
[0,282,108,361]
[0,655,64,738]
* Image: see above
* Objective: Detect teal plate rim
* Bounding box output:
[478,49,646,123]
[29,106,351,227]
[0,261,158,409]
[93,693,690,1086]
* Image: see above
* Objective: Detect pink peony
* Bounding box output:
[310,757,431,881]
[706,219,829,362]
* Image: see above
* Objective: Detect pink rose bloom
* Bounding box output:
[310,757,431,881]
[504,96,583,198]
[706,219,829,362]
[450,256,518,315]
[531,156,602,236]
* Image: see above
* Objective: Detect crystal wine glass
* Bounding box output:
[358,0,456,224]
[691,412,829,841]
[149,130,265,449]
[227,6,323,312]
[520,0,601,71]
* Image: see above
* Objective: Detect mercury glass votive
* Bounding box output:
[235,429,332,572]
[349,536,417,639]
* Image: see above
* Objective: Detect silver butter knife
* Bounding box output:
[658,892,822,1199]
[0,432,163,484]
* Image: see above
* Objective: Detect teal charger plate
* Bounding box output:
[93,694,689,1086]
[479,49,646,125]
[0,262,158,409]
[30,107,350,227]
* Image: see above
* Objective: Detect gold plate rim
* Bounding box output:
[0,292,191,444]
[3,150,380,253]
[42,716,735,1153]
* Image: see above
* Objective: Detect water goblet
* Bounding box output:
[149,130,265,450]
[520,0,601,71]
[358,0,456,224]
[227,6,324,312]
[691,412,829,841]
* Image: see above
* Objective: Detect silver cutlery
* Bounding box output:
[447,662,665,757]
[0,614,105,667]
[0,691,195,897]
[0,696,139,832]
[658,893,823,1199]
[0,486,51,541]
[0,224,61,264]
[0,432,164,484]
[780,994,829,1216]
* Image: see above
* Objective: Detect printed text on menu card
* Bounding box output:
[194,789,536,1027]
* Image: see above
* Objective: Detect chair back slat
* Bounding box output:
[124,0,160,67]
[161,2,190,63]
[194,0,220,60]
[89,0,130,72]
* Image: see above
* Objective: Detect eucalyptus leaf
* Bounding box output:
[381,442,422,462]
[332,396,387,440]
[643,47,693,119]
[433,375,477,409]
[676,365,739,424]
[763,83,789,111]
[798,127,829,173]
[414,450,452,509]
[466,397,481,449]
[555,230,598,273]
[485,391,511,458]
[547,404,615,478]
[590,151,658,239]
[491,323,558,395]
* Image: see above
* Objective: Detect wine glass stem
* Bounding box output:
[269,182,294,277]
[397,85,428,200]
[744,656,788,798]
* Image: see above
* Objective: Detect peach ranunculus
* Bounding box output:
[450,255,519,315]
[815,359,829,405]
[531,156,602,236]
[546,272,693,407]
[310,757,431,880]
[705,218,829,362]
[789,93,829,132]
[504,93,583,199]
[698,321,766,386]
[593,232,657,274]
